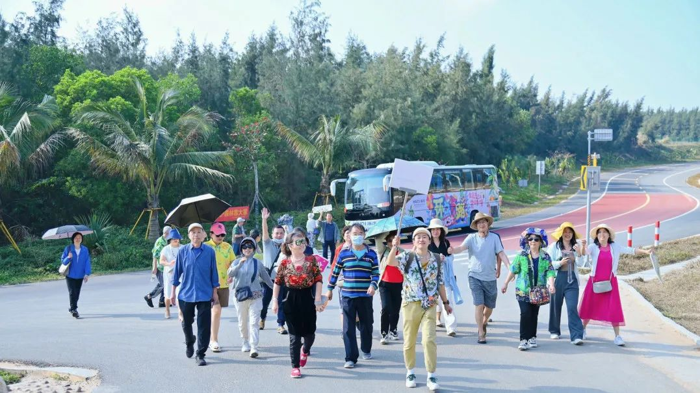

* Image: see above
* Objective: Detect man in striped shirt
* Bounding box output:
[326,224,379,368]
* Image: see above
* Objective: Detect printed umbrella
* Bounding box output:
[165,194,231,228]
[42,225,94,240]
[365,212,427,240]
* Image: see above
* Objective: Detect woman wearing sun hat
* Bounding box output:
[427,218,462,337]
[579,223,654,346]
[160,228,183,319]
[546,222,586,344]
[501,227,556,351]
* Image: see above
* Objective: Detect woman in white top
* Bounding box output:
[160,228,182,319]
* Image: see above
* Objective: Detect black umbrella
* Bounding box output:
[164,193,231,228]
[42,225,94,240]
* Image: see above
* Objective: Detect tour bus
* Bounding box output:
[330,161,500,233]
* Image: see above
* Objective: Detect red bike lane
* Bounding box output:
[445,192,697,250]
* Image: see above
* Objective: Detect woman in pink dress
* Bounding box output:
[579,224,654,346]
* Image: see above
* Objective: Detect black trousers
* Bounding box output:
[66,277,83,311]
[342,296,374,362]
[261,283,273,321]
[518,300,541,341]
[290,333,315,368]
[379,282,402,336]
[148,270,164,303]
[322,240,336,263]
[180,300,212,358]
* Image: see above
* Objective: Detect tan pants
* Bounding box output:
[402,301,437,372]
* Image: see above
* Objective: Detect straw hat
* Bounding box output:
[427,218,449,234]
[470,212,494,231]
[590,223,616,241]
[550,222,582,241]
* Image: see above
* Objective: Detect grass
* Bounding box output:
[0,370,22,385]
[499,175,580,220]
[629,261,700,336]
[617,235,700,275]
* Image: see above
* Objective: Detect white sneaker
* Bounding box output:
[380,335,388,345]
[550,334,560,340]
[405,374,417,388]
[582,329,587,340]
[389,332,400,341]
[572,338,583,345]
[241,342,251,352]
[528,338,538,348]
[518,339,531,350]
[427,377,440,391]
[614,335,625,346]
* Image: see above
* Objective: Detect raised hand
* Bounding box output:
[262,207,270,220]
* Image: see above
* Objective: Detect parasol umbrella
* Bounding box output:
[164,194,231,228]
[42,225,94,240]
[365,212,427,240]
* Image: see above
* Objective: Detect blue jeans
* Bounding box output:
[549,270,584,341]
[342,296,373,363]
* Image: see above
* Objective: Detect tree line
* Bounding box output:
[1,0,697,242]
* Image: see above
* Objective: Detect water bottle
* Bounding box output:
[150,273,156,282]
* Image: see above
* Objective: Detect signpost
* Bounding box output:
[387,159,434,236]
[536,160,545,195]
[585,129,613,264]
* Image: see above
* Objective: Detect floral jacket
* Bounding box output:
[510,250,556,302]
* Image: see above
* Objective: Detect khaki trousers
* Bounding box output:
[402,301,437,372]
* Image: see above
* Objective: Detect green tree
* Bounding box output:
[67,79,234,241]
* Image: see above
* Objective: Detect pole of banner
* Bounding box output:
[627,226,633,247]
[130,209,147,236]
[654,221,660,247]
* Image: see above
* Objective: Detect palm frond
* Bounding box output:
[276,121,321,166]
[168,151,234,167]
[67,128,141,181]
[26,130,66,176]
[153,88,180,125]
[167,163,235,190]
[75,103,138,141]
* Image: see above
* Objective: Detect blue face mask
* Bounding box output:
[351,235,365,245]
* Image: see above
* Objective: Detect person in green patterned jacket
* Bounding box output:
[144,226,171,308]
[501,227,556,351]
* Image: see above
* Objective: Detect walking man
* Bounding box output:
[171,223,220,366]
[232,217,246,256]
[326,224,379,368]
[260,207,288,334]
[450,212,509,344]
[205,222,235,353]
[318,212,340,263]
[145,226,170,308]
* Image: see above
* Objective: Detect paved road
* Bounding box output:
[2,163,700,392]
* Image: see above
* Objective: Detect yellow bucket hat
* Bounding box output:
[550,222,582,242]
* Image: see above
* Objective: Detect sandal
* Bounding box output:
[209,341,221,352]
[478,336,487,344]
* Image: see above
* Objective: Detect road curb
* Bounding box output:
[0,362,98,383]
[617,279,700,348]
[0,377,7,393]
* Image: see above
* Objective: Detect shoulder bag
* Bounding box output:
[235,259,258,302]
[528,255,550,305]
[59,246,72,277]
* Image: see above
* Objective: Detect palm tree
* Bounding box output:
[277,115,385,199]
[0,83,63,253]
[68,79,234,241]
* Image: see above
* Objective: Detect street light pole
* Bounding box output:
[585,131,593,248]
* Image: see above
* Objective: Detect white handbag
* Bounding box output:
[59,262,71,277]
[592,270,613,294]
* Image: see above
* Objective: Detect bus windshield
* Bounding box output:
[345,171,392,221]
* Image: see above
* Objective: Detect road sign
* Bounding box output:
[594,129,613,141]
[536,161,545,175]
[587,166,601,191]
[580,165,587,190]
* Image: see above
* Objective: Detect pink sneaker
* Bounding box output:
[291,368,301,378]
[300,350,309,367]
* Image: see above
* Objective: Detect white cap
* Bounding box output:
[237,217,245,223]
[162,225,172,234]
[188,223,204,232]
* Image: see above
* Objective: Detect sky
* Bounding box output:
[1,0,699,109]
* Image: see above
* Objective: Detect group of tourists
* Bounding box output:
[58,206,655,391]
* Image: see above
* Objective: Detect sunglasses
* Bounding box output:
[293,239,307,246]
[241,244,255,250]
[211,233,225,238]
[527,237,541,242]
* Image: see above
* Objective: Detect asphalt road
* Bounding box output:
[1,163,700,392]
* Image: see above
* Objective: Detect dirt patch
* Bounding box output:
[0,362,99,393]
[686,173,700,189]
[629,261,700,336]
[617,234,700,275]
[500,179,580,220]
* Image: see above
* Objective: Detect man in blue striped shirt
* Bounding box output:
[326,224,379,368]
[171,223,220,366]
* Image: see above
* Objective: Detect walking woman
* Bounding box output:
[272,228,325,378]
[61,232,92,319]
[327,225,351,327]
[579,224,654,346]
[228,237,274,358]
[160,228,182,319]
[546,222,585,344]
[378,231,403,344]
[501,227,556,351]
[385,228,452,391]
[427,218,461,337]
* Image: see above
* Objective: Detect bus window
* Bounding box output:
[462,169,474,190]
[473,169,490,189]
[443,170,463,191]
[430,172,444,192]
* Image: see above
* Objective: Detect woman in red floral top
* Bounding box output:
[272,227,324,379]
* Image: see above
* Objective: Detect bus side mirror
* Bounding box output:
[330,179,345,197]
[383,175,391,192]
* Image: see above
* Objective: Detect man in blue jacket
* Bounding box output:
[171,223,220,366]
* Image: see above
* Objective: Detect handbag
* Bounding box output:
[235,258,258,302]
[528,254,550,305]
[59,246,71,277]
[592,269,614,294]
